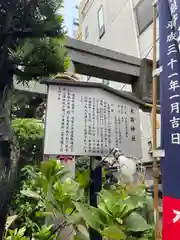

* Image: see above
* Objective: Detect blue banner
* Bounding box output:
[159,0,180,239]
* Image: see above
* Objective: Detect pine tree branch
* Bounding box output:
[12,66,25,76]
[9,59,37,68]
[3,28,64,38]
[0,12,13,72]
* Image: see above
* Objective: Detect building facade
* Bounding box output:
[77,0,160,166]
[78,0,159,58]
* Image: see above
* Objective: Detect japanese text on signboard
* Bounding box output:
[44,86,141,158]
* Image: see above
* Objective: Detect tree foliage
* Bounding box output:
[12,118,44,165]
[11,37,69,82]
[11,93,45,118]
[0,1,68,237]
[0,0,68,86]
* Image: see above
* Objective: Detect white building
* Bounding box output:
[77,0,160,166]
[78,0,159,59]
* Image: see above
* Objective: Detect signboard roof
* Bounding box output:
[42,79,145,106]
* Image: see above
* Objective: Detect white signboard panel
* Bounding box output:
[44,85,142,158]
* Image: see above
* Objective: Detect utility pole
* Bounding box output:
[152,1,161,239]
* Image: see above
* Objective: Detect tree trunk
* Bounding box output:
[0,142,12,239]
[0,69,14,239]
[0,7,16,238]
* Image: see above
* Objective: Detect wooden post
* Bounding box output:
[152,2,161,240]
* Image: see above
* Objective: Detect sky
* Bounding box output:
[64,0,80,36]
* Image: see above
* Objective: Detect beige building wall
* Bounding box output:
[77,0,160,164]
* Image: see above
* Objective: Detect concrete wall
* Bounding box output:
[138,20,159,59]
[140,111,161,163]
[80,0,139,56]
[132,0,159,59]
[79,0,138,91]
[79,0,159,60]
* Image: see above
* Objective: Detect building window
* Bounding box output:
[85,26,89,40]
[135,0,153,34]
[97,5,105,38]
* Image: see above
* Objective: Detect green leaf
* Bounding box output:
[98,202,112,216]
[65,208,74,215]
[99,190,136,219]
[138,238,149,240]
[76,170,90,188]
[74,225,89,240]
[20,189,41,200]
[17,227,26,237]
[124,213,151,232]
[99,190,119,214]
[73,232,89,240]
[120,202,138,219]
[34,225,56,240]
[68,212,82,225]
[102,226,126,239]
[36,211,53,217]
[74,202,105,231]
[77,225,89,238]
[115,218,123,225]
